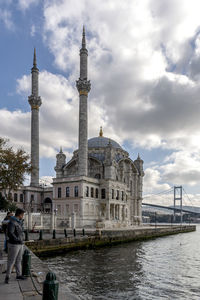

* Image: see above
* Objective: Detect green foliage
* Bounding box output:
[0,193,9,210]
[0,137,32,200]
[0,193,17,211]
[8,202,18,212]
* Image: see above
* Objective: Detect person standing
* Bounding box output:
[5,208,26,284]
[2,212,13,252]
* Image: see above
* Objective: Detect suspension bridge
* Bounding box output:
[142,186,200,222]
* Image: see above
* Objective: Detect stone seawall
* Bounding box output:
[26,225,196,257]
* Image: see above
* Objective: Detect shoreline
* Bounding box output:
[26,225,196,257]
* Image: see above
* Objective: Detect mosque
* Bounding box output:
[13,28,144,229]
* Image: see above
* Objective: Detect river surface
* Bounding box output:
[45,226,200,299]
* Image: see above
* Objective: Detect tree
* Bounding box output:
[0,193,18,211]
[0,137,32,201]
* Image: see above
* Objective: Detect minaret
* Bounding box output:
[28,49,42,187]
[76,26,91,176]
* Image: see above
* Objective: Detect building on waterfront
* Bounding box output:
[7,27,144,229]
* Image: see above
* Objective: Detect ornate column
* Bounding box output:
[134,174,138,224]
[106,203,110,220]
[76,26,91,176]
[119,205,122,221]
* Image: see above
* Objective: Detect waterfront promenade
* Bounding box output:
[0,234,80,300]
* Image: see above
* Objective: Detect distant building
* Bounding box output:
[8,27,145,229]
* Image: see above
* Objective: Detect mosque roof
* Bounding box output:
[88,127,122,149]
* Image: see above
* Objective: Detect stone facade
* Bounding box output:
[54,133,144,228]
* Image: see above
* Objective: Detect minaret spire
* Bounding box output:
[82,25,86,49]
[76,27,91,176]
[33,48,37,68]
[28,49,42,187]
[99,126,103,137]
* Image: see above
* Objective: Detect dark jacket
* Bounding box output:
[2,216,9,233]
[7,216,24,245]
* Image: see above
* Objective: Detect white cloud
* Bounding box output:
[18,0,40,11]
[161,150,200,186]
[144,167,171,194]
[39,176,53,186]
[30,24,36,37]
[0,9,14,30]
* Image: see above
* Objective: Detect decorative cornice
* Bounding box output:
[28,95,42,109]
[80,48,88,56]
[79,90,88,96]
[31,105,39,110]
[76,78,91,94]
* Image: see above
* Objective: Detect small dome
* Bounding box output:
[88,136,122,149]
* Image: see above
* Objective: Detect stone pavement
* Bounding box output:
[0,233,80,300]
[0,233,43,299]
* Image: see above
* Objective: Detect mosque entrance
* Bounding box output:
[44,197,52,213]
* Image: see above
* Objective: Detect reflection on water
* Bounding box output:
[45,226,200,299]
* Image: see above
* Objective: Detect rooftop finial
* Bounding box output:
[137,153,141,160]
[82,25,86,49]
[60,146,63,153]
[99,126,103,137]
[33,48,37,68]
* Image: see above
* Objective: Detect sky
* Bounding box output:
[1,0,200,206]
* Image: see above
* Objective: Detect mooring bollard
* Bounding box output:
[24,229,29,241]
[64,229,67,238]
[42,272,59,300]
[53,229,56,239]
[39,229,43,240]
[22,249,31,277]
[82,228,85,236]
[73,228,76,237]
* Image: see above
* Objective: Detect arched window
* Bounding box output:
[85,186,89,197]
[95,174,101,179]
[66,187,70,197]
[74,186,78,197]
[58,188,61,198]
[95,188,99,198]
[101,188,106,199]
[91,187,94,198]
[14,193,18,202]
[44,198,52,213]
[20,194,23,203]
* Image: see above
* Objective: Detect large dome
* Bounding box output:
[88,136,122,149]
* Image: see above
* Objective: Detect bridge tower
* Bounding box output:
[173,186,183,223]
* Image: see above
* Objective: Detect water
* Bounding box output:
[45,226,200,299]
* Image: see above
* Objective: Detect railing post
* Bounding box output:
[73,228,76,237]
[82,228,85,236]
[64,229,67,238]
[155,212,157,229]
[24,229,29,241]
[53,229,56,239]
[42,272,59,300]
[39,229,43,240]
[22,249,31,277]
